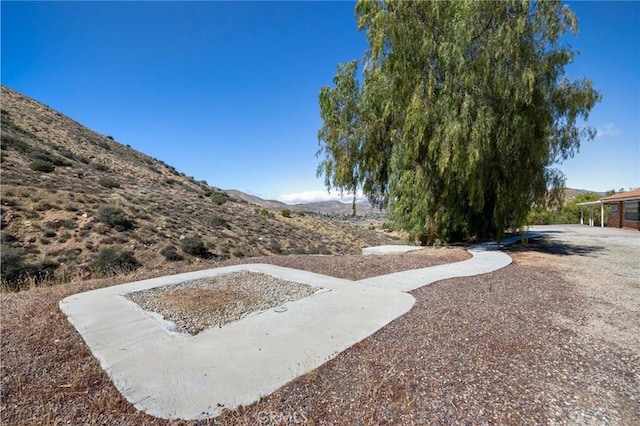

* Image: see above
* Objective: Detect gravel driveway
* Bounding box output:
[527,224,639,349]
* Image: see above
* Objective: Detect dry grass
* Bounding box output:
[1,240,638,425]
[2,85,406,290]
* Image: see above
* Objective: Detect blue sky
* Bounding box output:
[2,1,638,203]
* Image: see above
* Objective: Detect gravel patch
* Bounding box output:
[126,271,319,335]
[2,239,637,424]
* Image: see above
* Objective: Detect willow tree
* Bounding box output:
[317,0,600,242]
[317,61,362,216]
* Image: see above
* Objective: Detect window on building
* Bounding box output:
[624,201,639,222]
[610,204,619,213]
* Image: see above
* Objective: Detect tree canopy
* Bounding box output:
[317,0,600,243]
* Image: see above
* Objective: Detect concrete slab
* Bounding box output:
[362,245,425,255]
[60,232,537,420]
[358,232,540,292]
[59,264,415,420]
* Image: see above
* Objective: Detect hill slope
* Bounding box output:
[0,86,403,290]
[224,189,383,217]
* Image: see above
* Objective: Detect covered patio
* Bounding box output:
[577,200,604,227]
[577,189,640,230]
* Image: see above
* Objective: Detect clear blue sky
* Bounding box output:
[2,1,638,203]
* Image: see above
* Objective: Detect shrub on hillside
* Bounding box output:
[1,134,32,153]
[1,247,27,285]
[90,247,139,276]
[96,206,134,231]
[59,149,78,161]
[211,191,230,205]
[281,209,291,218]
[181,236,207,257]
[30,150,72,166]
[160,245,183,261]
[260,209,275,218]
[29,160,55,173]
[1,247,59,291]
[43,229,57,238]
[210,214,229,229]
[92,163,110,172]
[98,177,121,188]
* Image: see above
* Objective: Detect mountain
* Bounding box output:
[226,189,383,218]
[290,200,381,216]
[563,188,604,201]
[0,86,403,290]
[223,190,288,210]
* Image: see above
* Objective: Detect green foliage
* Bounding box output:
[317,60,363,215]
[0,247,58,291]
[1,133,32,154]
[4,137,75,166]
[29,159,55,173]
[43,229,57,238]
[30,150,72,167]
[526,206,556,225]
[98,177,121,188]
[90,247,139,276]
[59,149,78,161]
[1,247,27,285]
[318,0,601,243]
[260,209,274,218]
[559,192,602,224]
[96,206,134,231]
[211,191,230,205]
[160,245,183,261]
[181,236,208,257]
[281,209,291,218]
[95,224,109,235]
[527,192,602,225]
[92,163,110,172]
[210,214,229,229]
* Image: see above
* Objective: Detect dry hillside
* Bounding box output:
[0,85,402,290]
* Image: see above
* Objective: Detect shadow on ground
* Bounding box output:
[505,236,605,257]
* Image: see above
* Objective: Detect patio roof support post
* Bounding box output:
[580,206,584,225]
[600,203,604,228]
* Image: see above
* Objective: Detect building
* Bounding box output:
[577,189,640,230]
[601,189,640,230]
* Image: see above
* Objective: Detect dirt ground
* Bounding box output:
[1,227,638,425]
